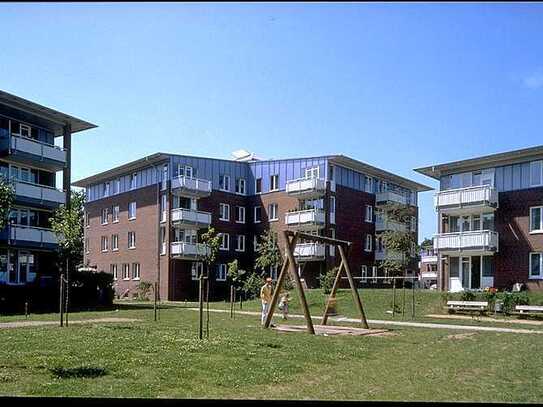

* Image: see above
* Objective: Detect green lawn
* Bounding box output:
[0,300,542,402]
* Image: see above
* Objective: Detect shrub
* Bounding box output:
[461,291,476,302]
[319,267,338,295]
[136,281,153,301]
[498,291,530,314]
[242,271,265,300]
[69,270,114,308]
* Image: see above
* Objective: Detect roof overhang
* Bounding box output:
[328,155,433,192]
[0,89,97,133]
[72,153,169,187]
[414,144,543,180]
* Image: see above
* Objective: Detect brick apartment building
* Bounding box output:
[415,145,543,292]
[74,151,430,301]
[0,90,96,288]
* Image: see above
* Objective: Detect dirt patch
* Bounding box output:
[445,332,477,340]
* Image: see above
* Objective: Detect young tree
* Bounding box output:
[420,237,433,249]
[255,229,282,274]
[200,227,221,277]
[227,259,246,292]
[0,175,14,231]
[379,202,418,277]
[50,189,86,271]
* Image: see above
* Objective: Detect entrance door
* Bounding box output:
[461,257,470,289]
[471,256,481,289]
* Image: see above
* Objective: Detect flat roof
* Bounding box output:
[414,144,543,180]
[0,89,97,133]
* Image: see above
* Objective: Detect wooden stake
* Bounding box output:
[402,278,406,320]
[59,273,64,327]
[338,245,369,329]
[154,282,158,322]
[206,277,210,339]
[392,278,396,318]
[198,271,204,340]
[65,258,69,327]
[411,277,415,320]
[321,258,345,325]
[230,285,234,318]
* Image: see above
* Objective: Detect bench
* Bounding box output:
[515,305,543,316]
[447,301,489,315]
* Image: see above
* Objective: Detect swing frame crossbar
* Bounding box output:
[263,230,369,334]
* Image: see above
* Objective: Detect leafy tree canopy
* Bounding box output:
[0,176,14,231]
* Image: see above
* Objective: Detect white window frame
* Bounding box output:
[130,173,138,190]
[268,203,278,222]
[530,206,543,234]
[219,174,230,191]
[128,201,137,220]
[217,264,227,281]
[101,208,109,225]
[112,205,120,223]
[160,226,167,255]
[111,264,118,281]
[365,205,373,223]
[235,206,246,224]
[236,178,246,195]
[101,236,108,252]
[122,263,130,280]
[305,166,320,179]
[115,178,121,194]
[85,237,90,254]
[111,234,119,251]
[219,203,230,221]
[371,266,378,283]
[103,182,110,197]
[361,265,367,282]
[84,211,89,228]
[20,123,31,138]
[530,160,543,187]
[270,174,279,191]
[364,176,373,193]
[220,233,230,251]
[236,235,246,252]
[255,177,262,194]
[364,234,373,252]
[254,206,262,223]
[191,262,203,280]
[132,263,141,280]
[128,231,136,249]
[529,252,543,279]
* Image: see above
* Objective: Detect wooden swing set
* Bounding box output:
[263,230,370,334]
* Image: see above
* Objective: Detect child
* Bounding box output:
[279,291,290,320]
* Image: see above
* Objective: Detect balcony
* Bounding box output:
[375,217,407,232]
[5,134,66,170]
[375,249,404,261]
[7,225,58,248]
[285,208,325,230]
[433,230,498,255]
[171,208,212,229]
[286,177,327,199]
[13,180,65,207]
[434,185,498,215]
[170,242,210,259]
[171,176,212,198]
[375,191,408,206]
[420,252,438,264]
[293,243,326,261]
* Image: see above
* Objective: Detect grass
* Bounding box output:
[0,299,542,401]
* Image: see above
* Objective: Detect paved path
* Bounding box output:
[0,317,140,329]
[186,307,543,335]
[424,313,543,326]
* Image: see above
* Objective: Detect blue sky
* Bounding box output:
[2,2,543,241]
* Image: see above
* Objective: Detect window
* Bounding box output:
[235,178,246,194]
[128,231,136,249]
[20,123,31,138]
[330,196,336,224]
[84,211,89,228]
[217,264,227,281]
[101,236,108,252]
[254,206,262,223]
[122,263,130,280]
[365,205,373,223]
[128,201,137,220]
[254,235,259,251]
[111,234,119,251]
[130,173,138,190]
[235,206,246,223]
[220,233,230,251]
[268,203,278,221]
[115,178,121,194]
[530,252,542,279]
[530,161,542,187]
[305,166,319,179]
[219,174,230,191]
[219,203,230,221]
[361,265,367,282]
[111,264,118,280]
[371,266,378,283]
[160,226,167,255]
[236,235,246,252]
[103,182,110,197]
[410,216,417,232]
[178,165,193,178]
[192,262,203,280]
[364,176,373,193]
[101,208,109,225]
[270,174,279,191]
[112,205,119,223]
[530,207,543,233]
[160,194,167,222]
[85,238,90,254]
[132,263,140,280]
[255,178,262,194]
[364,234,373,252]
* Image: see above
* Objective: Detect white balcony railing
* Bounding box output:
[286,177,327,197]
[171,208,212,227]
[9,225,58,245]
[171,176,212,196]
[285,208,325,229]
[375,191,408,205]
[170,242,210,258]
[293,243,326,260]
[434,185,498,210]
[375,249,404,261]
[13,180,65,205]
[433,230,498,253]
[375,217,407,232]
[11,135,66,164]
[420,254,438,264]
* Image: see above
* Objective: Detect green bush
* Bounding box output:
[319,267,338,295]
[461,291,476,302]
[498,291,530,314]
[242,271,265,300]
[136,281,153,301]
